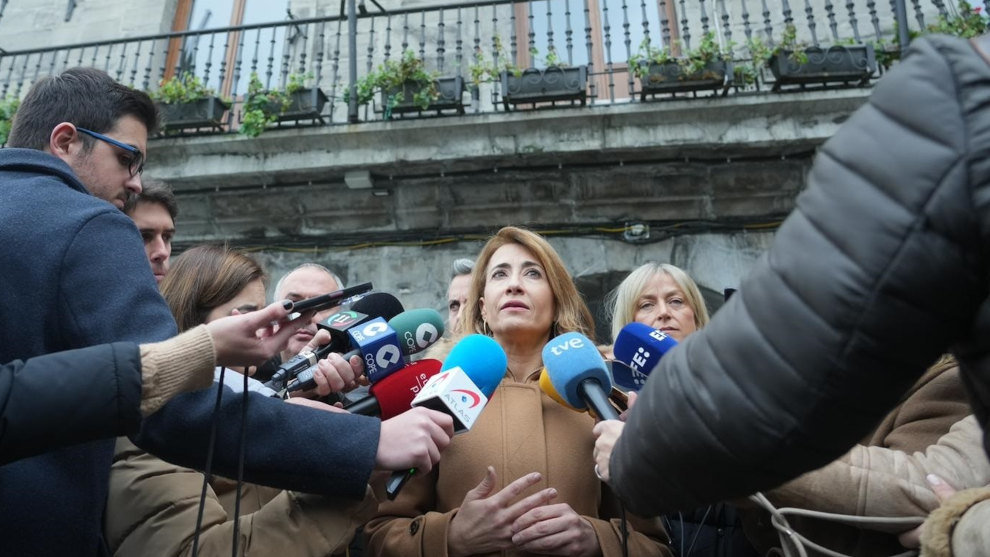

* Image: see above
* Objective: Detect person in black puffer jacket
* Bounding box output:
[595,33,990,554]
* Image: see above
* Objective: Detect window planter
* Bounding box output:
[381,76,465,116]
[768,44,877,91]
[638,60,733,99]
[276,87,329,124]
[500,65,588,109]
[157,96,230,133]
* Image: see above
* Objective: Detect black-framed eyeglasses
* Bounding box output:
[76,127,145,177]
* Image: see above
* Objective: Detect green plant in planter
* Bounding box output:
[239,71,313,137]
[736,24,810,83]
[0,95,20,145]
[468,36,522,86]
[348,50,440,112]
[629,32,732,81]
[150,72,221,104]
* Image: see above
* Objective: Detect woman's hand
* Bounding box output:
[512,502,601,556]
[898,474,957,548]
[591,420,624,484]
[207,300,312,367]
[447,467,556,557]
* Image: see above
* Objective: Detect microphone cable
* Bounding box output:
[230,370,250,557]
[191,366,228,557]
[620,504,629,557]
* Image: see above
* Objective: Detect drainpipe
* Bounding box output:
[894,0,910,56]
[348,0,358,123]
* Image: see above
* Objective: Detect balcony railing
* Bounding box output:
[0,0,971,134]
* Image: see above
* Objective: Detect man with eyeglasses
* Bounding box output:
[0,67,454,555]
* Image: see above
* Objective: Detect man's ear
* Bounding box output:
[48,122,79,159]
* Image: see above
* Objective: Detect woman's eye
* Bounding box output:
[668,298,684,307]
[638,301,655,311]
[491,269,506,279]
[525,268,542,278]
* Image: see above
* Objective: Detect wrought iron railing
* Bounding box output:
[0,0,975,133]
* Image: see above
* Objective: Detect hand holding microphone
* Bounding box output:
[289,308,445,394]
[288,329,367,398]
[266,292,405,391]
[384,334,507,499]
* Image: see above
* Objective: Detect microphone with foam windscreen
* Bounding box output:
[342,358,443,417]
[266,292,404,391]
[384,334,507,499]
[610,322,678,392]
[288,307,444,393]
[541,332,619,421]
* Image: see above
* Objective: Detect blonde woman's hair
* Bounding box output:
[606,262,710,342]
[458,226,595,343]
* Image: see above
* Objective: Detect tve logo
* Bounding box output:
[547,336,585,356]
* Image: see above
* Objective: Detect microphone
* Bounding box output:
[610,322,678,392]
[343,358,444,418]
[541,332,619,421]
[385,334,507,499]
[288,306,441,393]
[266,292,405,390]
[390,308,445,359]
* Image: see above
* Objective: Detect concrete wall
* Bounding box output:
[252,229,775,343]
[0,0,176,51]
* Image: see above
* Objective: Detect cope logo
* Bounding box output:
[404,323,440,351]
[352,320,389,342]
[374,344,402,369]
[453,389,482,408]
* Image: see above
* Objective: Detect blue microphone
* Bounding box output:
[541,332,619,421]
[611,322,678,391]
[385,334,507,499]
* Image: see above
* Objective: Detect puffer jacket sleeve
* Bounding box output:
[105,438,379,557]
[612,34,990,515]
[0,342,142,465]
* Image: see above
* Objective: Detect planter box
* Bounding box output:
[500,65,588,109]
[638,60,732,99]
[769,44,876,91]
[276,87,328,123]
[157,97,230,133]
[381,76,465,116]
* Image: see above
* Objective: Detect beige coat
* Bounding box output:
[743,363,987,555]
[364,368,672,557]
[104,438,380,556]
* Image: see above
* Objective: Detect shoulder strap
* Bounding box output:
[969,34,990,67]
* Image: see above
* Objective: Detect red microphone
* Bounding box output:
[343,359,443,418]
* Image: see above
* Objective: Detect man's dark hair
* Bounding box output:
[7,67,158,150]
[123,178,178,220]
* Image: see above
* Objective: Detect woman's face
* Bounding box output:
[205,278,267,325]
[480,243,556,340]
[633,272,697,342]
